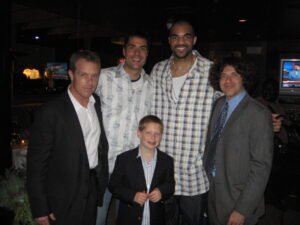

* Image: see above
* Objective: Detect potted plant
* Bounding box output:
[0,169,36,225]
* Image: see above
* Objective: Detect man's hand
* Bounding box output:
[35,213,56,225]
[227,211,245,225]
[148,188,162,203]
[134,192,148,206]
[272,113,282,132]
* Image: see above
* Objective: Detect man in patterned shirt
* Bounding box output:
[150,20,215,225]
[95,32,153,225]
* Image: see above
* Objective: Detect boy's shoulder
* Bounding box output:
[117,147,139,160]
[157,149,173,161]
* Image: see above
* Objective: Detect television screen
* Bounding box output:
[45,62,69,80]
[279,58,300,96]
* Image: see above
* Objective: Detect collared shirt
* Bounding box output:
[95,63,153,173]
[137,148,157,225]
[225,90,247,123]
[68,88,100,169]
[151,50,217,196]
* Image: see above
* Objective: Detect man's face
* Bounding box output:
[123,36,148,71]
[137,122,162,151]
[68,58,100,103]
[168,23,197,59]
[219,65,245,100]
[294,64,300,70]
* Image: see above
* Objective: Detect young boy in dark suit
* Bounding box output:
[108,115,175,225]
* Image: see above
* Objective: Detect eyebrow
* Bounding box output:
[169,33,193,36]
[126,43,148,48]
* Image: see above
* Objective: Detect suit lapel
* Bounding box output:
[208,97,226,140]
[150,150,161,191]
[135,151,148,192]
[221,95,250,136]
[63,92,89,165]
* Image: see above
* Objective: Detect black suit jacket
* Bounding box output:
[108,147,175,225]
[26,92,108,225]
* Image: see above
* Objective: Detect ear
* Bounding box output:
[122,47,126,57]
[137,130,141,139]
[193,36,197,46]
[68,69,73,81]
[168,37,172,46]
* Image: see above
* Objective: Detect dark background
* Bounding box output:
[1,1,300,224]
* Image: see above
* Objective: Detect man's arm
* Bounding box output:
[26,106,54,218]
[108,156,138,204]
[152,156,175,201]
[233,109,273,217]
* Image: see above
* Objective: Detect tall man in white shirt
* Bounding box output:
[151,20,282,225]
[27,50,108,225]
[151,20,215,225]
[95,32,153,225]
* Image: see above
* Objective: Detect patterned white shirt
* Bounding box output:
[95,63,153,173]
[150,50,216,196]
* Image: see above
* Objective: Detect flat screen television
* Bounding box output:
[45,62,69,80]
[279,58,300,96]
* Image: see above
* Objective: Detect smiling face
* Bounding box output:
[68,58,100,106]
[168,23,197,59]
[219,65,245,100]
[123,36,148,73]
[137,122,162,152]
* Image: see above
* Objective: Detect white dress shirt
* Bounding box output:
[68,88,100,169]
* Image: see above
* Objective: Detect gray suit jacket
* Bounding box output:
[203,94,273,225]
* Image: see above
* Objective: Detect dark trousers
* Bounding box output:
[51,169,98,225]
[165,193,208,225]
[81,169,98,225]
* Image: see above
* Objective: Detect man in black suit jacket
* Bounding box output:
[109,115,175,225]
[26,50,108,225]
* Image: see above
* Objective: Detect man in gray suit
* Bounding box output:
[203,57,273,225]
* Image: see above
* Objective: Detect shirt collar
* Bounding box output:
[168,50,201,79]
[227,90,247,112]
[68,86,95,111]
[137,147,158,162]
[115,62,145,80]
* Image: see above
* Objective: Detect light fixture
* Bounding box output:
[238,19,247,23]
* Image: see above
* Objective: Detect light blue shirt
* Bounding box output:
[225,90,247,124]
[212,90,247,177]
[137,148,157,225]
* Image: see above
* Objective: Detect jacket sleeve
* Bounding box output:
[234,109,273,217]
[108,156,137,205]
[156,157,175,201]
[26,106,54,218]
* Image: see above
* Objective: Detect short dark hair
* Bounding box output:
[123,31,150,49]
[261,78,279,102]
[138,115,163,133]
[69,50,101,72]
[209,56,255,92]
[169,20,195,36]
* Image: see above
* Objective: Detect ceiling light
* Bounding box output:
[238,19,247,23]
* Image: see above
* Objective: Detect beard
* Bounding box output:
[171,45,193,59]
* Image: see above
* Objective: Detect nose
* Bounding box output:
[133,48,141,56]
[223,75,232,83]
[176,36,186,44]
[87,75,96,84]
